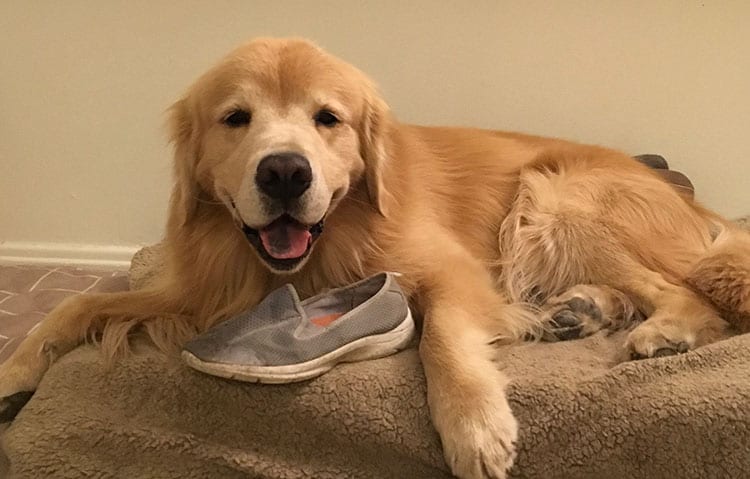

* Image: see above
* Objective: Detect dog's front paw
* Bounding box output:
[435,398,518,479]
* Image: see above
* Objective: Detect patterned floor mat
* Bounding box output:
[0,265,128,363]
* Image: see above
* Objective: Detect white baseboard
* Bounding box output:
[0,242,141,270]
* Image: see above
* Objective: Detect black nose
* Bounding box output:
[255,152,313,201]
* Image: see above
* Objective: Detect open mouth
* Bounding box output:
[241,214,324,271]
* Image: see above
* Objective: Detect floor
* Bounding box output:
[0,265,128,364]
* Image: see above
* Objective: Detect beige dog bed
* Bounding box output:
[3,230,750,478]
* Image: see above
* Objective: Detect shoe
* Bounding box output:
[181,272,415,383]
[634,153,669,169]
[634,154,694,199]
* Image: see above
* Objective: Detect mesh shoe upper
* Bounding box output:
[183,273,409,366]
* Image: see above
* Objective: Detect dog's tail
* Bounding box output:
[685,222,750,332]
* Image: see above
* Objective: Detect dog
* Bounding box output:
[1,38,749,479]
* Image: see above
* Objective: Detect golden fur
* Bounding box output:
[2,38,749,479]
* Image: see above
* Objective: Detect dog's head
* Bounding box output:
[168,38,391,274]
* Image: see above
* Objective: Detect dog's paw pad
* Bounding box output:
[551,309,581,328]
[543,296,603,342]
[549,310,584,340]
[630,340,690,360]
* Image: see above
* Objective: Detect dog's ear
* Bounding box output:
[359,84,393,217]
[167,97,200,227]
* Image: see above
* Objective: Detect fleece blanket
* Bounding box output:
[3,331,750,478]
[3,235,750,478]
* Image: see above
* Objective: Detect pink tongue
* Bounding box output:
[259,219,312,259]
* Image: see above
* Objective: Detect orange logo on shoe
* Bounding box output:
[310,313,344,327]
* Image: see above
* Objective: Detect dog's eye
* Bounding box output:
[314,109,340,128]
[222,109,251,128]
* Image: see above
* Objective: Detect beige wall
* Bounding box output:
[1,1,748,263]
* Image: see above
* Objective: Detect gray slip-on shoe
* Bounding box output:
[181,272,415,383]
[634,153,669,169]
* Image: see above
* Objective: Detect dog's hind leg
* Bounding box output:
[499,153,729,359]
[614,265,727,359]
[685,226,750,332]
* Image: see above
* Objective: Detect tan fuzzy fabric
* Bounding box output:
[3,220,750,479]
[3,331,750,478]
[127,243,164,291]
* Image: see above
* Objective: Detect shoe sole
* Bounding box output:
[181,309,416,384]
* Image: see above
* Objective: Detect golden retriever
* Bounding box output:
[1,38,749,479]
